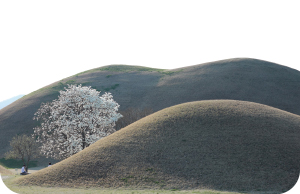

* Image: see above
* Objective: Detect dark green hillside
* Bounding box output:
[17,100,300,193]
[1,58,300,158]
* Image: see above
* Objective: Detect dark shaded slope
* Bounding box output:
[0,68,163,156]
[1,58,300,157]
[17,100,300,193]
[147,58,300,112]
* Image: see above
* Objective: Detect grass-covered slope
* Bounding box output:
[0,165,13,175]
[17,100,300,193]
[1,58,300,157]
[0,95,24,110]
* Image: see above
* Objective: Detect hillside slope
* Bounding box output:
[0,165,13,175]
[16,100,300,192]
[0,95,24,110]
[1,58,300,157]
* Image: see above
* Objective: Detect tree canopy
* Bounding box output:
[5,134,40,171]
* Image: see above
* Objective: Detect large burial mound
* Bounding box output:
[17,100,300,192]
[1,58,300,157]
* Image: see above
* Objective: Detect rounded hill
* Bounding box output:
[17,100,300,192]
[1,58,300,158]
[0,165,13,175]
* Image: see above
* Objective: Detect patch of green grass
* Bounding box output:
[67,64,183,80]
[143,177,157,183]
[145,168,154,172]
[120,175,134,183]
[160,70,182,76]
[52,82,65,90]
[50,81,101,96]
[52,80,77,90]
[103,84,120,91]
[81,83,98,91]
[72,64,181,77]
[65,80,76,84]
[81,82,91,86]
[111,84,119,90]
[98,65,164,73]
[0,158,37,169]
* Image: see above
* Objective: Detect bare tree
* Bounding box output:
[33,84,122,160]
[5,134,40,172]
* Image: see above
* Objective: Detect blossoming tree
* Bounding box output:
[33,84,122,159]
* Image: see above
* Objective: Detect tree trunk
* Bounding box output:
[21,157,27,172]
[82,131,86,150]
[26,157,30,172]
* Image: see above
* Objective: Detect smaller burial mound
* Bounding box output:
[16,100,300,192]
[0,165,13,175]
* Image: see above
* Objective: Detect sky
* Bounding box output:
[1,1,300,102]
[1,1,300,193]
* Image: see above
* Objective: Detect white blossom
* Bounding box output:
[33,84,122,159]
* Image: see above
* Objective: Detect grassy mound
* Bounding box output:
[2,58,300,158]
[0,165,13,175]
[16,100,300,192]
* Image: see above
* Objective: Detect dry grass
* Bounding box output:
[16,100,300,193]
[3,175,246,194]
[0,165,13,175]
[2,58,300,160]
[2,58,300,159]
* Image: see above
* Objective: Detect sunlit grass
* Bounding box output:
[3,175,244,194]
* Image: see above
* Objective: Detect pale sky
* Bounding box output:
[1,0,300,103]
